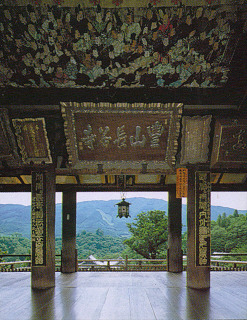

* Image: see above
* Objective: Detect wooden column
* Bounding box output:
[167,186,183,273]
[61,190,77,273]
[187,168,211,289]
[31,169,55,289]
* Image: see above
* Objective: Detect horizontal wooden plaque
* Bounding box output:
[180,116,212,165]
[61,102,182,174]
[12,118,52,164]
[0,108,20,166]
[211,119,247,168]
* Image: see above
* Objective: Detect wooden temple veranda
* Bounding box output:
[0,0,247,318]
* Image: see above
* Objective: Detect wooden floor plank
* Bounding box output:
[0,271,246,320]
[129,287,156,320]
[209,287,247,320]
[99,287,131,320]
[65,287,109,320]
[146,288,184,320]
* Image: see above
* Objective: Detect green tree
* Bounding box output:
[225,215,247,252]
[211,225,228,253]
[216,214,222,227]
[0,248,7,262]
[124,210,168,259]
[182,232,187,255]
[211,212,247,254]
[221,212,227,228]
[96,228,104,237]
[0,234,30,262]
[233,209,239,217]
[75,230,125,259]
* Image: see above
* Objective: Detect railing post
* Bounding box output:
[75,250,78,272]
[125,255,128,271]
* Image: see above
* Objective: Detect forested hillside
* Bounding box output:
[0,229,126,260]
[1,198,246,238]
[56,229,126,259]
[0,211,246,260]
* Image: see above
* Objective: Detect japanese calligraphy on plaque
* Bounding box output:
[176,168,188,198]
[31,172,46,266]
[0,109,20,166]
[61,102,182,173]
[211,119,247,168]
[12,118,52,164]
[195,172,211,267]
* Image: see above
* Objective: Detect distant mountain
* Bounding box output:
[0,199,246,238]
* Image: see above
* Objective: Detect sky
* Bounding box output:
[0,191,246,210]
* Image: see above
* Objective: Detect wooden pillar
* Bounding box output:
[61,190,77,273]
[31,169,56,289]
[187,168,211,289]
[167,186,183,273]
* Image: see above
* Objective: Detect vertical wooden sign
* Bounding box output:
[176,168,188,198]
[195,171,211,267]
[31,172,46,266]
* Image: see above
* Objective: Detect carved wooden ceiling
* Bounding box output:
[0,3,244,90]
[0,1,246,108]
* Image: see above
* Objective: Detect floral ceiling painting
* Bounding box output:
[0,4,245,89]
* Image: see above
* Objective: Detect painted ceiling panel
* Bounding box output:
[56,175,77,183]
[79,175,105,184]
[0,4,245,89]
[0,177,21,184]
[220,173,247,184]
[135,175,160,184]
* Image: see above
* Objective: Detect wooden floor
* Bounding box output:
[0,272,246,320]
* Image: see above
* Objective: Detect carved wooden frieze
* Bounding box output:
[12,118,52,164]
[211,119,247,168]
[0,108,20,166]
[61,102,182,174]
[180,115,212,165]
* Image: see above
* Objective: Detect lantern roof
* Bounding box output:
[116,199,131,206]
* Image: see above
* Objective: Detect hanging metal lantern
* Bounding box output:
[116,198,131,218]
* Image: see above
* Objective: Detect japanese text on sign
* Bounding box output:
[31,172,46,266]
[73,112,170,162]
[78,121,164,151]
[176,168,188,198]
[195,172,211,267]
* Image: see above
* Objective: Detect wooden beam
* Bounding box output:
[0,182,247,193]
[0,87,245,107]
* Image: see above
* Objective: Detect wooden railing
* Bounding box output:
[210,253,247,271]
[0,254,61,271]
[0,254,31,271]
[77,257,167,271]
[0,253,247,272]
